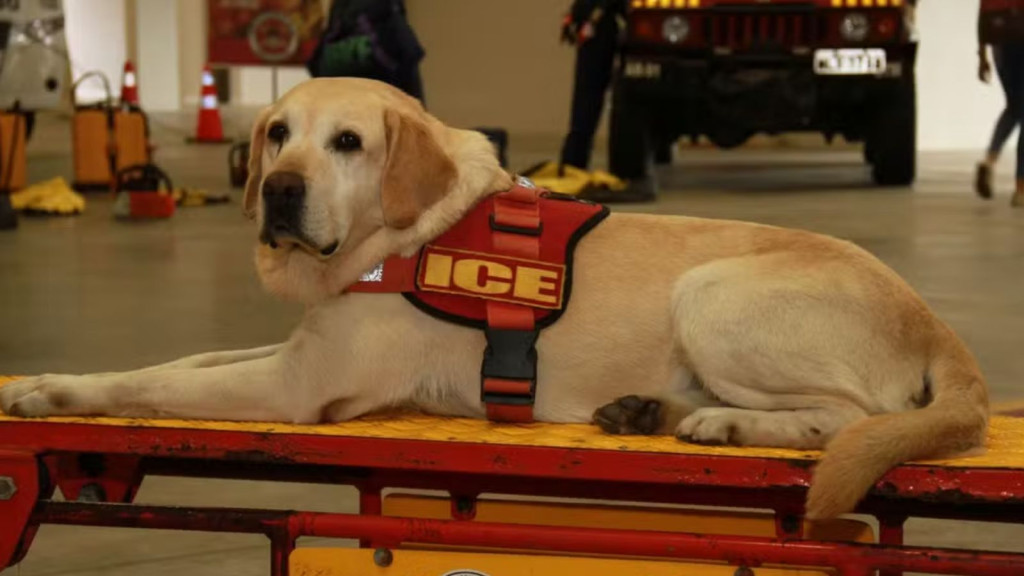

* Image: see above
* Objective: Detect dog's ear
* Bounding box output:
[380,108,457,229]
[243,106,273,220]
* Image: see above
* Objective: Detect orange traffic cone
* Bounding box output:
[119,60,139,107]
[188,64,229,144]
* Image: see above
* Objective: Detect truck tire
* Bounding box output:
[654,138,673,166]
[609,83,651,180]
[869,80,916,187]
[863,136,875,166]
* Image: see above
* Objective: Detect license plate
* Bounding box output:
[813,49,887,76]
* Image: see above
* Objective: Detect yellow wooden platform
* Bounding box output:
[3,376,1024,469]
[290,548,830,576]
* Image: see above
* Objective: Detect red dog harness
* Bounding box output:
[347,179,608,422]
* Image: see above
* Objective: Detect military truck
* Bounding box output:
[611,0,917,186]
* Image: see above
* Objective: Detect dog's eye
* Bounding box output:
[267,123,289,145]
[331,130,362,152]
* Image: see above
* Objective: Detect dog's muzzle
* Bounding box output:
[259,171,339,258]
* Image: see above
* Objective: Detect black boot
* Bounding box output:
[0,194,17,230]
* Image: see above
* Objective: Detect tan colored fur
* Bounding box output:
[0,79,989,519]
[380,108,458,229]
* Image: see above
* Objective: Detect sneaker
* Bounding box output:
[975,163,994,199]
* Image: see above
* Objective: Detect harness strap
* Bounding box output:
[481,185,542,423]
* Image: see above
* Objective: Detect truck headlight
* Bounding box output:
[662,15,690,44]
[840,13,870,43]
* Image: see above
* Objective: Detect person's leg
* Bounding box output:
[978,48,1019,198]
[1013,134,1024,205]
[1015,123,1024,205]
[1002,45,1024,206]
[986,110,1016,165]
[989,49,1018,162]
[559,14,618,170]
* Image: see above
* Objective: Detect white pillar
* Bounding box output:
[917,0,1004,151]
[135,0,181,111]
[64,0,127,103]
[236,67,310,106]
[177,0,207,109]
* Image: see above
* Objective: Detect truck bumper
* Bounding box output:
[616,44,918,147]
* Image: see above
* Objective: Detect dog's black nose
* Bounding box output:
[261,172,306,246]
[263,171,306,199]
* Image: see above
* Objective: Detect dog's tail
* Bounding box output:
[805,328,989,520]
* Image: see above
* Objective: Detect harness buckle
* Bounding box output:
[481,328,538,406]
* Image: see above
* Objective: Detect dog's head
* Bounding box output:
[243,78,498,303]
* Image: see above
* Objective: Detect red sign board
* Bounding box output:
[207,0,324,66]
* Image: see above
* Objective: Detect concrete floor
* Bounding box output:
[3,112,1024,574]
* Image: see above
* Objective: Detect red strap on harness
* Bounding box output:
[482,186,542,423]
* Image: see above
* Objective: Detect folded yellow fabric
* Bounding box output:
[11,177,86,215]
[589,169,628,192]
[524,161,628,196]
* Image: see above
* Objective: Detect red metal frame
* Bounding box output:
[2,418,1024,576]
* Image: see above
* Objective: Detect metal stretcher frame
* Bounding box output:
[2,411,1024,576]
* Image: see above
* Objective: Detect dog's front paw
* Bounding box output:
[0,375,86,418]
[675,408,742,446]
[593,395,663,435]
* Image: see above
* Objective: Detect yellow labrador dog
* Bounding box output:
[0,78,989,519]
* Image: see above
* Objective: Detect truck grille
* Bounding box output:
[705,9,823,50]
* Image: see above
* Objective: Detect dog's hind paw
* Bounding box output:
[675,407,741,446]
[592,395,663,435]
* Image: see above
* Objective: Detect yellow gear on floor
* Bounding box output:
[523,161,628,196]
[589,169,628,191]
[10,178,86,215]
[171,187,230,207]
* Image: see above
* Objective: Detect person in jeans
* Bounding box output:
[976,14,1024,206]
